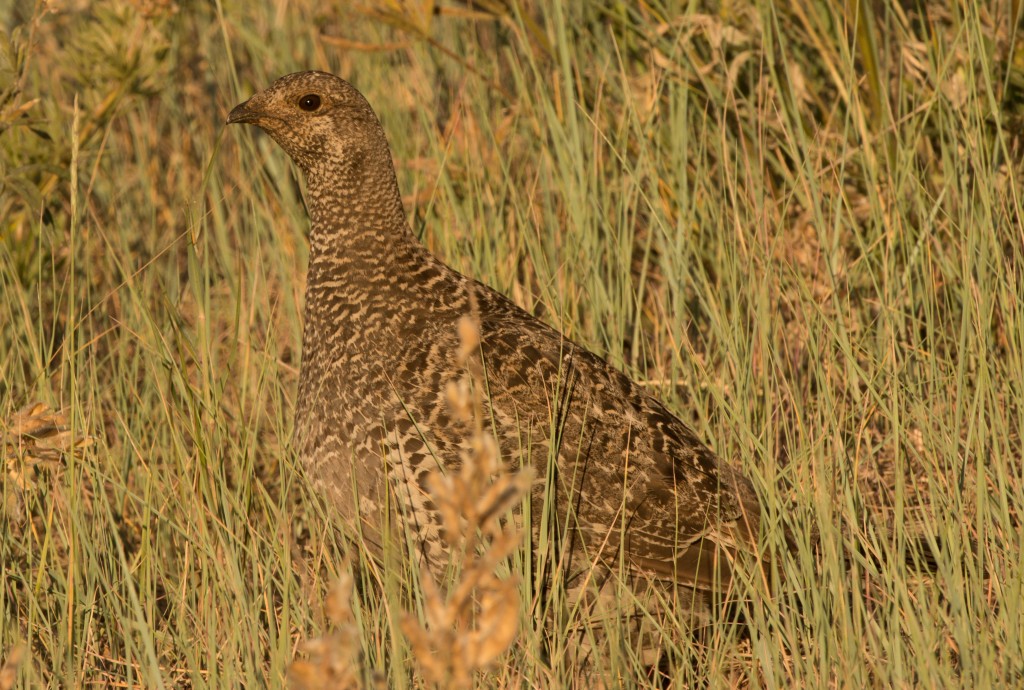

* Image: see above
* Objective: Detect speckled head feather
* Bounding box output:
[228,71,386,174]
[229,71,765,622]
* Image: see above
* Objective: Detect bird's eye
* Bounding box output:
[298,94,321,112]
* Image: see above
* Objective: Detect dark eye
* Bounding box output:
[298,94,321,112]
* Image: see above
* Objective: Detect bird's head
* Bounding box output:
[227,71,387,174]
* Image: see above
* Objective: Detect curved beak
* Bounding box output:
[227,99,258,125]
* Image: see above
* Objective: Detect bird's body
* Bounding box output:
[229,71,762,610]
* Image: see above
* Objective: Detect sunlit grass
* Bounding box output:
[2,1,1022,687]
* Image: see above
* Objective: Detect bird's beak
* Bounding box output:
[227,99,259,125]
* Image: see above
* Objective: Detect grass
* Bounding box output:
[2,0,1023,687]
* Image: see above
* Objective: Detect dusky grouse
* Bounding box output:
[228,71,763,612]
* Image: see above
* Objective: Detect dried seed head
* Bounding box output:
[3,402,96,524]
[325,571,354,626]
[445,380,473,423]
[456,316,480,363]
[397,316,528,688]
[0,644,25,690]
[470,576,520,668]
[288,568,363,690]
[3,402,94,470]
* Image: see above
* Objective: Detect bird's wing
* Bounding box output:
[467,281,763,589]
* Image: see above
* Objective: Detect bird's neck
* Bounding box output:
[298,153,443,368]
[304,152,414,275]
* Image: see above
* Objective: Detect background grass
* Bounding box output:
[2,0,1023,687]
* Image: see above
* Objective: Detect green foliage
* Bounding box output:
[1,0,1022,687]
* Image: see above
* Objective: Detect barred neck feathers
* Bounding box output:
[303,120,410,271]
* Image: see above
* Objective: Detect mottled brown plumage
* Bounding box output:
[228,71,762,608]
